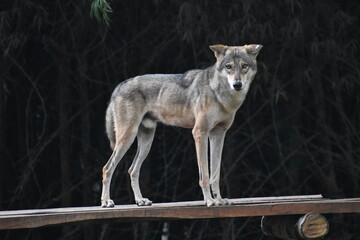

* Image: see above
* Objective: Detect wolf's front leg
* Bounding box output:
[209,128,231,205]
[192,124,215,206]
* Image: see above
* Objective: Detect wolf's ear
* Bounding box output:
[209,44,228,60]
[244,44,263,59]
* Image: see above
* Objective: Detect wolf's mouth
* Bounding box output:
[234,86,242,91]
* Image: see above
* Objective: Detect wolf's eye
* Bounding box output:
[225,63,232,69]
[242,63,249,69]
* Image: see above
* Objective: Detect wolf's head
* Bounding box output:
[210,44,262,91]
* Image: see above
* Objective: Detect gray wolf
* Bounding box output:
[101,44,263,207]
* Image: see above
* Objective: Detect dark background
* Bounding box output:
[1,0,360,239]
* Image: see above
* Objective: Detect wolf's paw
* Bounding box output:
[101,199,115,208]
[136,198,152,206]
[205,198,231,207]
[205,198,217,207]
[217,198,231,205]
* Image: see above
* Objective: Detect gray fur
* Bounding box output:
[105,101,115,150]
[101,44,263,207]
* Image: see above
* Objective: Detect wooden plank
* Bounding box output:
[0,195,323,216]
[1,195,360,230]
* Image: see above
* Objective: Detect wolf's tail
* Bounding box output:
[105,101,116,150]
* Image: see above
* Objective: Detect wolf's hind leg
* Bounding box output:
[101,127,138,207]
[128,123,156,206]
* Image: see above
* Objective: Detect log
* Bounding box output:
[261,212,329,239]
[2,195,360,230]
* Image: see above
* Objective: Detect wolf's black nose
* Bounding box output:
[233,82,242,91]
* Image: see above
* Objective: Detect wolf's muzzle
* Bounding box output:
[233,82,242,91]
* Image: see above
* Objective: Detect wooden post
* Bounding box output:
[261,212,329,240]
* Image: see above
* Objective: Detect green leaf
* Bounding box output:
[90,0,112,26]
